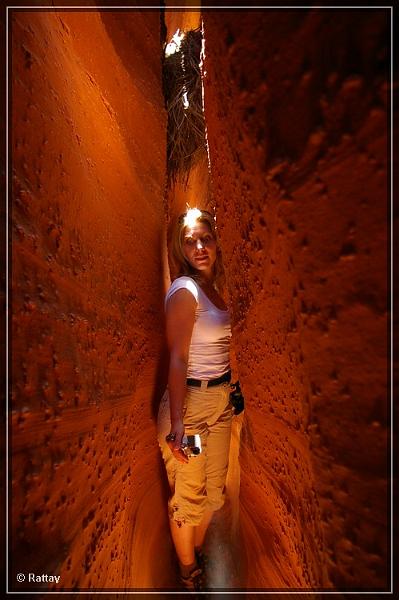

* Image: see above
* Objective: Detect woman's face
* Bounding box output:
[182,220,217,275]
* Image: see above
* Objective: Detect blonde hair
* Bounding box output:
[170,209,225,292]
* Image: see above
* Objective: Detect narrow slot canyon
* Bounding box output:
[10,5,390,594]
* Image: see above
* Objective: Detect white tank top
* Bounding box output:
[165,276,231,379]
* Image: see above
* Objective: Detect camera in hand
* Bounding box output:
[181,434,201,457]
[230,381,245,415]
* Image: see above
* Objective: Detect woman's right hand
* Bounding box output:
[165,288,196,465]
[166,421,188,464]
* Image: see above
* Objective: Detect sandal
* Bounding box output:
[180,565,203,591]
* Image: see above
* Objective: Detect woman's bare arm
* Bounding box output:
[165,288,196,463]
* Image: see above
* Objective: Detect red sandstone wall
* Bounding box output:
[165,3,201,41]
[11,10,172,591]
[203,8,389,591]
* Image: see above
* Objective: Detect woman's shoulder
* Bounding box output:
[165,276,199,305]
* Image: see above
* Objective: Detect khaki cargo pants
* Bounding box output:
[157,382,233,527]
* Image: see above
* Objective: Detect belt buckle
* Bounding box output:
[200,380,208,391]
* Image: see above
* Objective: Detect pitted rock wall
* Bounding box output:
[11,10,171,590]
[203,8,389,590]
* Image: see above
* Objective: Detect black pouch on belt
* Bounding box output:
[229,381,245,415]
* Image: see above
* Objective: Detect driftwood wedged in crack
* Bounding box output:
[163,28,206,187]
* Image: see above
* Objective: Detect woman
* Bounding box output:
[157,208,233,590]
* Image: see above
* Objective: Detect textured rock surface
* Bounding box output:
[203,8,389,591]
[165,3,200,40]
[11,10,172,591]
